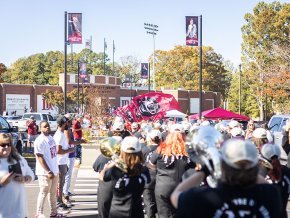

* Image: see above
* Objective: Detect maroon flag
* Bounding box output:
[141,63,149,79]
[186,16,198,46]
[122,104,135,122]
[132,92,180,121]
[113,107,125,118]
[68,13,82,44]
[85,39,91,50]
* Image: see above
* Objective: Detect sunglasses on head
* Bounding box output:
[0,143,11,148]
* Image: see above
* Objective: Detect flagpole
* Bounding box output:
[90,35,92,51]
[64,11,68,114]
[103,38,106,75]
[113,40,115,76]
[77,61,80,114]
[199,15,203,119]
[148,63,151,93]
[89,36,92,73]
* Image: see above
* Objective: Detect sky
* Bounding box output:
[0,0,285,69]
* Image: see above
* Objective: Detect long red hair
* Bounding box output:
[156,131,188,157]
[268,157,282,182]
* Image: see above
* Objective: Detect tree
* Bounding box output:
[153,45,232,99]
[116,55,142,85]
[241,1,290,119]
[0,63,7,82]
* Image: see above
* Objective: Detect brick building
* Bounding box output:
[0,74,221,116]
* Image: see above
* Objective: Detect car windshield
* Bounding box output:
[0,117,10,131]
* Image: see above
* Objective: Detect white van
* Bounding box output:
[268,114,290,162]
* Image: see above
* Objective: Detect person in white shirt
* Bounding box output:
[0,133,34,218]
[54,116,74,212]
[34,121,64,217]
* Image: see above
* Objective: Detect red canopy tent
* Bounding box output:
[189,107,250,121]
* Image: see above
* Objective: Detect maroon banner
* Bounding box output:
[114,93,180,122]
[132,92,180,121]
[186,16,198,46]
[79,62,87,78]
[141,63,149,79]
[68,13,82,44]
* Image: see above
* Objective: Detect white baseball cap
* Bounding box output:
[261,143,281,161]
[221,139,258,169]
[147,129,161,140]
[252,128,267,139]
[131,122,138,129]
[112,122,124,131]
[121,136,141,153]
[230,127,243,137]
[228,120,240,129]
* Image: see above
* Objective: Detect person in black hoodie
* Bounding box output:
[99,136,150,218]
[260,143,290,218]
[142,129,162,218]
[93,136,122,218]
[149,131,195,218]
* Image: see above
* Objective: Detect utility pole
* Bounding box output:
[144,23,158,90]
[103,38,107,75]
[64,11,68,114]
[239,64,242,115]
[113,40,115,76]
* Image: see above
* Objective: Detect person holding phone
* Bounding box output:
[0,133,34,218]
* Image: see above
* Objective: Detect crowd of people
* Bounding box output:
[92,116,290,218]
[0,113,290,218]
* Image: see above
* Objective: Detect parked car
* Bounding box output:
[14,113,58,132]
[0,115,23,154]
[268,114,290,162]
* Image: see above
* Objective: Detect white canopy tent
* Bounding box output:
[164,110,187,118]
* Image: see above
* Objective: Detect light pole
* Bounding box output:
[239,64,242,115]
[104,38,107,75]
[144,23,158,90]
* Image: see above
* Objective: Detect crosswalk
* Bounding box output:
[68,166,99,217]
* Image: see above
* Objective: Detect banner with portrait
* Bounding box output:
[186,16,198,46]
[68,13,82,44]
[141,63,149,79]
[79,62,87,78]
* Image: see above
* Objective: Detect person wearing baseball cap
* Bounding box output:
[171,139,283,217]
[53,115,74,212]
[26,115,38,152]
[130,122,142,139]
[62,114,86,205]
[72,114,84,163]
[99,136,151,218]
[251,128,269,151]
[260,143,290,218]
[142,129,162,218]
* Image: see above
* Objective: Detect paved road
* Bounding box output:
[26,165,99,218]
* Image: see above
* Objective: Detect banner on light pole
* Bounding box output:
[186,16,198,46]
[79,62,87,78]
[68,13,82,44]
[141,63,149,79]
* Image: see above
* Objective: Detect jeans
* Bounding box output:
[75,145,82,162]
[58,165,68,204]
[36,175,59,215]
[63,157,75,195]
